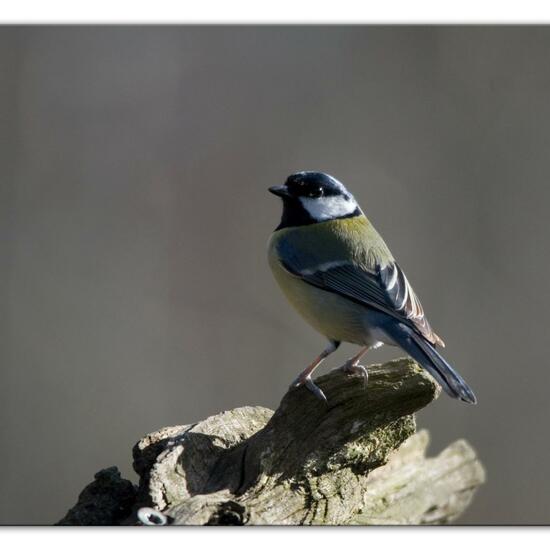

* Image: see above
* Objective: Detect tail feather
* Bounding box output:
[384,322,477,404]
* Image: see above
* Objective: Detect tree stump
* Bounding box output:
[58,358,485,526]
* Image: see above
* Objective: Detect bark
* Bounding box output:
[58,358,485,526]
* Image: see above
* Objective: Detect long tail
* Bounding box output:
[383,322,477,404]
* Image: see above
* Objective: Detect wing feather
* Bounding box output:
[281,257,444,347]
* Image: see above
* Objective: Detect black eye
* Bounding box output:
[285,176,325,198]
[306,186,323,198]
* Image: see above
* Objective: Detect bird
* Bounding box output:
[267,171,476,404]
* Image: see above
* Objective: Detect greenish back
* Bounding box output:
[272,214,394,272]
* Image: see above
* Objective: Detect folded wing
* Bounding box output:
[280,257,444,347]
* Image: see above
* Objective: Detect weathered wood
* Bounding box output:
[351,430,483,524]
[58,358,485,526]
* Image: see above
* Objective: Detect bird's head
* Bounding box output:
[269,171,360,229]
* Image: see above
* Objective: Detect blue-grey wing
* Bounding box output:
[280,254,444,347]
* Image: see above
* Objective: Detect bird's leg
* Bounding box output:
[339,346,369,389]
[290,340,340,402]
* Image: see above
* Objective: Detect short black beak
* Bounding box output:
[268,185,290,198]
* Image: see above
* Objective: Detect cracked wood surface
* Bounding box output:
[59,358,485,525]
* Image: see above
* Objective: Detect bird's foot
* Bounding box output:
[290,374,327,402]
[338,361,369,389]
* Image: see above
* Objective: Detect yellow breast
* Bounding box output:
[267,225,370,345]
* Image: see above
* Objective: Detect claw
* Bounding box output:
[290,375,327,402]
[305,377,327,402]
[340,362,369,389]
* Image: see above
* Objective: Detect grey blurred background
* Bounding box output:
[1,26,548,525]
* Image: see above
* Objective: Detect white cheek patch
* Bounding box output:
[299,195,358,221]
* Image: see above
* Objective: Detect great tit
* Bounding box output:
[268,171,476,404]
